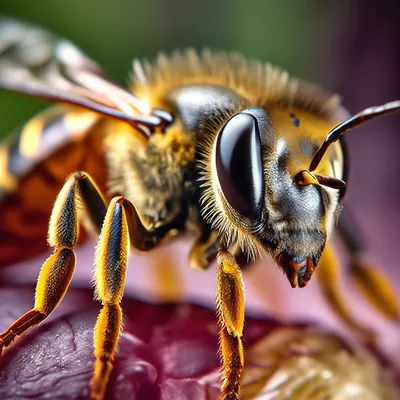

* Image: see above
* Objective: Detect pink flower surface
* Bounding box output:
[0,237,399,399]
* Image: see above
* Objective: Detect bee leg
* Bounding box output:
[90,196,163,400]
[0,250,75,353]
[317,242,376,341]
[0,171,161,399]
[0,172,107,355]
[338,208,399,321]
[189,228,219,270]
[216,249,245,400]
[89,196,128,400]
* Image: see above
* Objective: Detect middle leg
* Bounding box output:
[89,195,165,400]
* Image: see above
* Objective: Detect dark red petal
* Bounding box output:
[1,285,399,399]
[0,285,279,399]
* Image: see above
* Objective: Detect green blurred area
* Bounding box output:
[0,0,349,137]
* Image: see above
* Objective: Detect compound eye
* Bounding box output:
[215,112,264,219]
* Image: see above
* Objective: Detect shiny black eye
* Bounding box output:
[215,112,264,219]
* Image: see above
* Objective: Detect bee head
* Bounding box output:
[201,106,341,288]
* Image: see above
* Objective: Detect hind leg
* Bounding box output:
[0,172,106,355]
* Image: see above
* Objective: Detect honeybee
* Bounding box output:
[0,17,399,400]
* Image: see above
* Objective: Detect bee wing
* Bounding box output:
[0,17,161,136]
[0,18,161,266]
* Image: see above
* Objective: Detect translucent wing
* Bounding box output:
[0,17,170,136]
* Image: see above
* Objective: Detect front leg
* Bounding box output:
[216,249,245,400]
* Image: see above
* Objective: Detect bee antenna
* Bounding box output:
[295,170,346,190]
[310,100,400,172]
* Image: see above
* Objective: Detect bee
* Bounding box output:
[0,17,399,400]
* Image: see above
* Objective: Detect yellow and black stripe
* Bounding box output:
[0,105,107,267]
[0,105,100,198]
